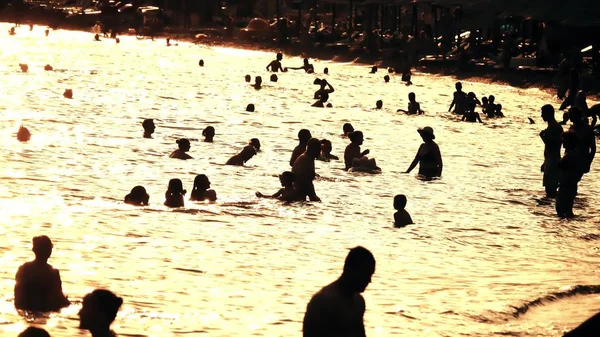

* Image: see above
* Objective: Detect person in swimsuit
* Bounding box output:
[556,131,583,218]
[266,52,285,72]
[448,82,467,114]
[314,79,334,99]
[405,126,443,178]
[169,139,193,160]
[190,174,217,202]
[256,171,300,202]
[312,92,332,108]
[568,107,596,175]
[462,101,483,123]
[164,178,186,208]
[124,186,149,206]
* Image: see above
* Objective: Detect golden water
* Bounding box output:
[1,23,599,337]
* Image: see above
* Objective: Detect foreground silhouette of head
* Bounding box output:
[18,327,50,337]
[124,186,149,206]
[79,289,123,337]
[393,194,413,227]
[142,119,155,138]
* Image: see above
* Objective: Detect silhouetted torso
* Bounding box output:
[14,261,69,312]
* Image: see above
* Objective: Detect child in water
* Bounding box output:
[164,179,186,208]
[169,139,193,160]
[190,174,217,202]
[256,171,300,202]
[397,92,423,115]
[124,186,149,206]
[394,194,413,227]
[318,139,339,161]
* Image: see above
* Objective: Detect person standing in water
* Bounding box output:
[314,79,335,99]
[405,127,443,179]
[288,58,314,73]
[266,52,285,72]
[397,93,423,114]
[540,105,563,198]
[448,82,467,115]
[290,129,312,166]
[556,131,583,218]
[14,236,70,312]
[303,246,376,337]
[568,107,596,175]
[169,139,193,160]
[292,138,321,201]
[78,289,123,337]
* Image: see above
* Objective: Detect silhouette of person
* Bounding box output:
[559,69,580,111]
[253,76,262,90]
[246,104,255,112]
[169,139,193,160]
[266,52,285,72]
[245,74,251,82]
[202,126,215,142]
[314,79,334,100]
[44,64,53,71]
[405,127,443,179]
[288,58,315,73]
[540,104,563,198]
[384,75,390,83]
[124,186,149,206]
[312,92,332,108]
[290,129,312,166]
[225,145,257,166]
[63,89,73,99]
[270,74,278,82]
[564,312,600,337]
[324,67,329,74]
[318,139,339,161]
[190,174,217,202]
[256,171,300,202]
[18,327,50,337]
[568,107,596,174]
[17,126,31,142]
[376,100,383,110]
[302,246,376,337]
[397,92,423,114]
[448,82,467,114]
[250,138,261,152]
[199,59,204,67]
[556,131,583,218]
[370,66,377,73]
[462,100,483,123]
[164,178,186,208]
[78,289,123,337]
[394,194,413,227]
[14,236,70,312]
[142,119,155,138]
[344,131,377,170]
[292,138,321,201]
[342,123,354,137]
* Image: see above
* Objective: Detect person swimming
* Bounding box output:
[302,246,375,337]
[198,59,204,67]
[312,92,333,108]
[225,144,257,166]
[448,82,467,114]
[370,66,377,73]
[344,131,378,170]
[397,92,423,114]
[14,236,70,312]
[142,119,155,138]
[290,129,312,166]
[17,126,31,142]
[94,33,100,41]
[9,27,16,35]
[244,74,251,82]
[124,186,149,206]
[19,63,28,72]
[164,178,186,208]
[318,139,339,162]
[169,139,193,160]
[63,89,73,99]
[256,171,300,202]
[202,126,215,142]
[44,64,53,71]
[394,194,413,227]
[314,79,335,100]
[292,138,321,201]
[342,123,354,137]
[266,52,285,72]
[270,74,278,82]
[376,100,383,110]
[323,67,329,74]
[253,76,262,90]
[405,126,443,179]
[246,104,255,112]
[288,58,315,73]
[190,174,217,202]
[384,75,390,83]
[78,289,123,337]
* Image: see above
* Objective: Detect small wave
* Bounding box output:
[511,284,600,318]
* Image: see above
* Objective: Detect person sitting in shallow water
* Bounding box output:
[164,178,186,208]
[394,194,413,227]
[124,186,149,206]
[142,119,155,138]
[344,131,378,171]
[266,52,285,72]
[78,289,123,337]
[190,174,217,202]
[226,144,257,166]
[256,171,300,202]
[288,58,314,73]
[169,139,193,160]
[397,92,423,115]
[319,139,339,161]
[291,129,312,166]
[14,236,70,312]
[405,126,443,179]
[312,92,333,108]
[342,123,354,138]
[202,126,215,142]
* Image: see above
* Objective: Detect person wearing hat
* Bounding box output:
[14,236,70,312]
[405,127,443,179]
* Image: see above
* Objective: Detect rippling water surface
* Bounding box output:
[1,23,599,337]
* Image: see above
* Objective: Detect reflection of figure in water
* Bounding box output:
[292,138,321,201]
[448,82,467,114]
[288,58,314,73]
[564,312,600,337]
[342,123,354,137]
[17,126,31,142]
[142,119,155,138]
[344,131,378,171]
[266,52,285,72]
[540,104,563,198]
[405,127,443,179]
[318,139,339,161]
[270,74,278,82]
[79,289,123,337]
[302,246,375,337]
[18,327,50,337]
[164,178,186,208]
[202,126,215,142]
[124,186,149,206]
[225,144,257,166]
[394,194,413,227]
[14,236,70,312]
[559,69,580,111]
[190,174,217,202]
[169,139,193,160]
[314,79,335,99]
[568,107,596,175]
[256,171,299,202]
[290,129,312,166]
[253,76,262,90]
[397,92,423,114]
[556,131,583,218]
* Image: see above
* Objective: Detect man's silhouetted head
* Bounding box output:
[342,246,376,293]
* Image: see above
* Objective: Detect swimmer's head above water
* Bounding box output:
[249,138,261,152]
[142,119,155,138]
[376,100,383,109]
[17,126,31,142]
[455,82,463,91]
[298,129,312,144]
[394,194,407,210]
[202,126,215,142]
[307,138,322,158]
[124,186,149,206]
[246,104,255,112]
[176,138,191,152]
[343,123,354,136]
[245,74,251,82]
[384,75,390,83]
[270,74,278,82]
